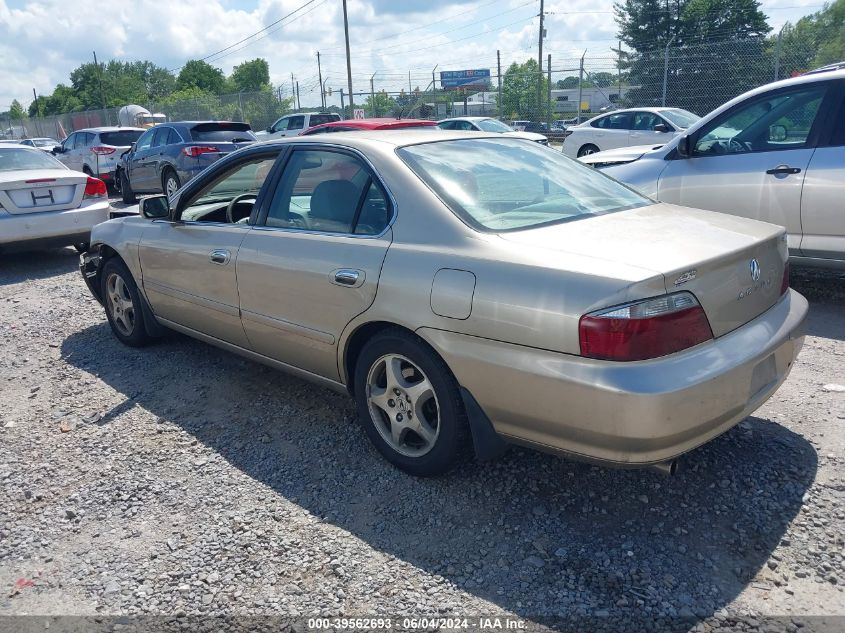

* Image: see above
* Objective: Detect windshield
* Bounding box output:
[398,138,649,232]
[476,119,513,133]
[0,147,66,171]
[660,109,700,129]
[99,130,144,146]
[190,123,256,143]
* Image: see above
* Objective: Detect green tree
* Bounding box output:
[590,72,616,87]
[178,60,226,94]
[556,76,580,89]
[501,59,549,120]
[9,99,26,121]
[776,0,845,75]
[365,91,396,117]
[229,58,270,93]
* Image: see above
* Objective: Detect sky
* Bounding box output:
[0,0,828,110]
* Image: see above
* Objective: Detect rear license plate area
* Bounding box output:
[749,354,777,399]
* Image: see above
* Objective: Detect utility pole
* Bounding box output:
[93,51,107,122]
[340,89,345,113]
[432,64,438,118]
[662,34,676,107]
[296,81,301,110]
[408,71,413,96]
[317,52,325,109]
[291,73,296,108]
[547,53,552,130]
[370,73,376,116]
[342,0,354,118]
[773,26,784,81]
[617,40,622,99]
[577,50,586,123]
[497,50,502,119]
[536,0,545,121]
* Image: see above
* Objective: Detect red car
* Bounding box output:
[299,118,438,135]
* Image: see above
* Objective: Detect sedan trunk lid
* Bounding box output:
[0,169,87,214]
[501,203,787,337]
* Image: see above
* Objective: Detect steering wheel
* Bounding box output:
[226,193,257,224]
[728,137,749,154]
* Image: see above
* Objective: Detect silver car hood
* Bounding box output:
[579,144,666,166]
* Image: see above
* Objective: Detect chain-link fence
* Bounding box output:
[3,37,824,141]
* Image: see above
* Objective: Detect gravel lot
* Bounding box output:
[1,239,843,632]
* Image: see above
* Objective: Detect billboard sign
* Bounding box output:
[439,69,491,91]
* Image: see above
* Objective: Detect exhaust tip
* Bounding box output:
[648,459,681,476]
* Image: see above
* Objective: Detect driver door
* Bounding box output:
[138,151,281,347]
[658,82,833,255]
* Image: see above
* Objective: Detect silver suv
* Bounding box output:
[255,112,341,139]
[53,127,145,187]
[586,66,845,269]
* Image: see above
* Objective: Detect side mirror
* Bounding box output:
[129,142,136,153]
[676,135,691,159]
[140,195,170,220]
[52,146,63,154]
[266,126,273,133]
[654,123,670,133]
[768,124,787,142]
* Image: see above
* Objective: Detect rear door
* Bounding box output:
[138,150,281,347]
[589,111,634,151]
[236,146,393,380]
[799,80,845,261]
[128,128,156,192]
[658,81,834,257]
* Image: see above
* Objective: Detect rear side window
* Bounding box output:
[99,130,144,146]
[266,149,390,235]
[310,114,340,126]
[592,113,633,130]
[167,128,182,144]
[190,123,256,142]
[151,127,169,148]
[831,95,845,146]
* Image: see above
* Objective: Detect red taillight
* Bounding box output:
[91,146,115,155]
[83,176,107,198]
[780,262,790,295]
[182,146,219,157]
[579,292,714,361]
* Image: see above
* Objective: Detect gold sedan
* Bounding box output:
[80,131,808,476]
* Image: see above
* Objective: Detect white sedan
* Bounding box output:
[0,145,110,253]
[437,117,549,145]
[561,107,700,158]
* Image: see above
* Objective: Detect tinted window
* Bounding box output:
[190,123,256,142]
[438,121,456,130]
[64,133,77,150]
[286,116,305,131]
[167,128,182,144]
[591,113,633,130]
[0,147,65,171]
[631,112,663,131]
[81,132,95,147]
[830,95,845,146]
[694,84,827,155]
[99,130,144,146]
[266,149,389,235]
[310,114,340,126]
[151,127,169,148]
[398,138,648,232]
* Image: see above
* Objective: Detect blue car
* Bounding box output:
[115,121,256,203]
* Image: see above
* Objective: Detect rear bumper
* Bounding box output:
[0,200,110,248]
[420,289,808,467]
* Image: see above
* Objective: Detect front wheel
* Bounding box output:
[100,258,150,347]
[354,330,470,476]
[162,169,181,199]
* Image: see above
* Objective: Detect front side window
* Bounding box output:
[694,84,827,156]
[266,149,390,235]
[135,129,155,151]
[631,112,663,131]
[151,127,169,148]
[64,133,77,150]
[180,155,278,223]
[287,116,305,131]
[398,137,649,232]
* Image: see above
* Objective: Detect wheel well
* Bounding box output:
[343,321,417,396]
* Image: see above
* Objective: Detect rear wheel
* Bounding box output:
[353,329,470,476]
[577,143,600,157]
[162,169,180,199]
[101,258,150,347]
[120,170,136,204]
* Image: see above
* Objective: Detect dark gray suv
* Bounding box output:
[115,121,256,203]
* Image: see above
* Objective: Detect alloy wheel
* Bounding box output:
[165,175,179,198]
[366,353,440,458]
[106,273,135,337]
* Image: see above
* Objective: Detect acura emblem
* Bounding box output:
[749,258,761,282]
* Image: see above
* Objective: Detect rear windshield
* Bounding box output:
[99,131,144,146]
[0,147,66,171]
[397,138,649,232]
[190,123,256,142]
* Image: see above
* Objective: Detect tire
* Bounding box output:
[82,166,93,176]
[577,143,600,157]
[120,170,136,204]
[162,169,181,199]
[74,243,89,254]
[100,258,150,347]
[353,329,470,476]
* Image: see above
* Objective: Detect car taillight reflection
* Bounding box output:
[182,146,220,157]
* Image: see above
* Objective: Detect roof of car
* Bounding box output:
[256,129,508,148]
[304,118,438,133]
[166,121,252,127]
[74,126,146,133]
[438,116,495,121]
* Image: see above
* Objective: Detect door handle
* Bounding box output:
[766,164,801,175]
[209,249,231,265]
[332,269,361,286]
